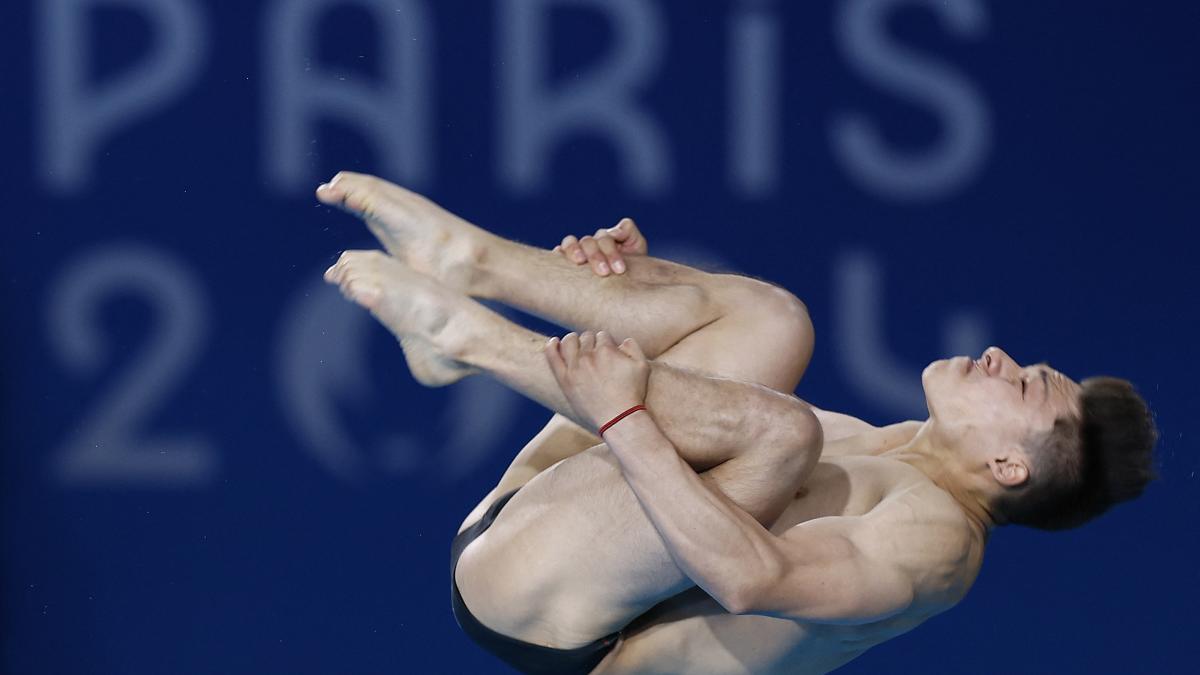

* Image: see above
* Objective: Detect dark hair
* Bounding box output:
[993,376,1158,531]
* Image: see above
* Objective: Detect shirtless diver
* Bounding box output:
[316,171,1157,675]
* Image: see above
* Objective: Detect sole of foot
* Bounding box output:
[315,171,488,293]
[325,250,479,387]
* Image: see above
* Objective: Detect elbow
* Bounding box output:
[791,406,823,456]
[774,404,823,479]
[713,568,779,616]
[716,588,757,616]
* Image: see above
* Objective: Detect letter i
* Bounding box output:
[729,0,781,197]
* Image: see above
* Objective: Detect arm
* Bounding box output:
[543,331,916,624]
[602,414,914,623]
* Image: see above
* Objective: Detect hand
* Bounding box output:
[553,218,648,277]
[544,331,650,433]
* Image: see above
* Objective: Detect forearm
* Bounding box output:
[602,412,785,613]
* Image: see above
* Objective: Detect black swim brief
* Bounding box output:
[450,489,620,674]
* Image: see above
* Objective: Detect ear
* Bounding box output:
[989,453,1030,488]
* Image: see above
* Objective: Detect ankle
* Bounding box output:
[429,294,518,369]
[465,234,528,300]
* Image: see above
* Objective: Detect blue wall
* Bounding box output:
[3,1,1196,673]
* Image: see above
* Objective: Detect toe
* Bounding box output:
[323,172,382,216]
[329,170,366,186]
[345,279,381,309]
[315,182,344,205]
[326,250,367,283]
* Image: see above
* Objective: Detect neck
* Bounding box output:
[820,420,923,457]
[883,421,997,534]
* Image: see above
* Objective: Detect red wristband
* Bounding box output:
[598,404,647,436]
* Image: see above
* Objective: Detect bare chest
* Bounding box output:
[767,456,900,533]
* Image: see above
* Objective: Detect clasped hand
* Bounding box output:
[544,331,649,433]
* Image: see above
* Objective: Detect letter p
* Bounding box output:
[37,0,206,193]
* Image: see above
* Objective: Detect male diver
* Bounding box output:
[317,172,1156,674]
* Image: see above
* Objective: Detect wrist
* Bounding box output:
[598,403,648,437]
[601,412,669,462]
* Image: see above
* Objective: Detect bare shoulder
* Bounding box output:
[855,468,984,607]
[809,407,877,441]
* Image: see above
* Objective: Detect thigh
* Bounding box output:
[454,441,798,649]
[457,413,599,535]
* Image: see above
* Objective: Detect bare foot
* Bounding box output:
[315,172,492,292]
[324,250,479,387]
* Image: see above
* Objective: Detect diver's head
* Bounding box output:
[921,347,1157,530]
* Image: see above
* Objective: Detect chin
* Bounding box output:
[922,358,951,383]
[921,360,960,416]
[921,360,939,381]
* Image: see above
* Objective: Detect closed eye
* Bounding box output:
[1021,379,1027,398]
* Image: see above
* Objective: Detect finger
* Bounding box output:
[554,241,583,265]
[593,233,625,274]
[613,217,647,255]
[578,236,611,276]
[618,337,646,362]
[544,337,567,380]
[561,235,587,264]
[605,218,634,245]
[595,331,617,349]
[561,332,580,366]
[579,331,596,352]
[557,239,575,264]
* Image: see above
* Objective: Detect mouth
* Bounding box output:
[961,356,987,377]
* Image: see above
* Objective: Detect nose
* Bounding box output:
[981,346,1019,377]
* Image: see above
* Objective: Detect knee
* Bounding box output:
[724,278,815,381]
[765,401,823,479]
[730,277,811,336]
[756,284,814,351]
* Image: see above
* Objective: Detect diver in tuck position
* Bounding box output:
[316,171,1157,675]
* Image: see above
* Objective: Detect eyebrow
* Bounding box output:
[1030,362,1052,403]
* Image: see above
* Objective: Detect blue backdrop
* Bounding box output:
[3,1,1196,673]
